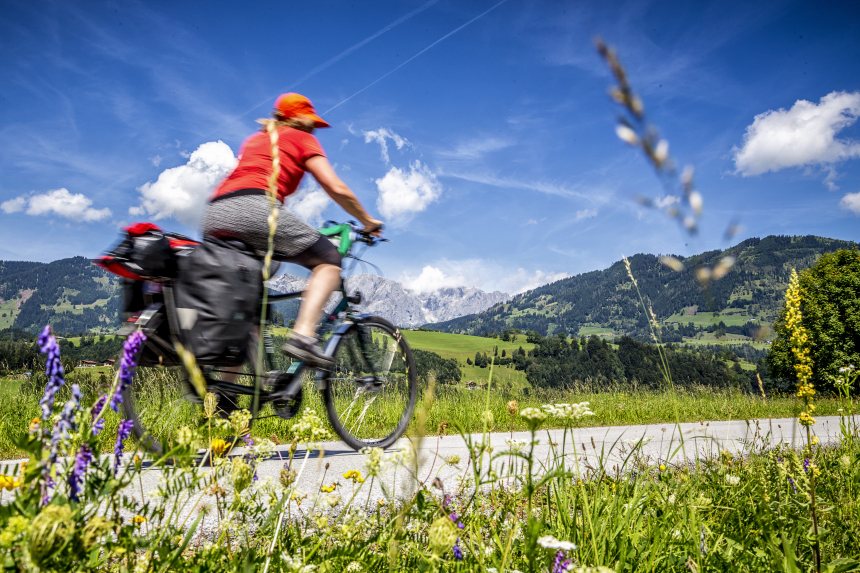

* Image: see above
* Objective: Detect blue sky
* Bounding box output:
[2,0,859,294]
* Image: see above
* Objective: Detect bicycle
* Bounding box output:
[112,222,418,454]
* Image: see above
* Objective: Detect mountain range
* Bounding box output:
[0,235,855,337]
[267,273,509,328]
[426,235,858,340]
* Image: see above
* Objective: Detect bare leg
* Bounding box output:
[293,263,341,338]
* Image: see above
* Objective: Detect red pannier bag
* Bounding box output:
[94,222,198,281]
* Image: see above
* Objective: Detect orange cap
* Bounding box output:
[274,93,331,128]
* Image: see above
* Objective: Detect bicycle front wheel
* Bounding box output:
[323,316,418,450]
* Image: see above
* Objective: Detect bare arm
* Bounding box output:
[305,155,383,234]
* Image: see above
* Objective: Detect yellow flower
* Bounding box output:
[28,418,41,432]
[209,438,229,457]
[810,435,820,446]
[799,411,815,427]
[658,464,667,472]
[445,455,461,466]
[320,482,338,493]
[132,515,146,525]
[0,475,23,490]
[342,470,365,484]
[506,400,519,416]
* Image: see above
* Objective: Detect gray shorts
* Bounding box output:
[202,193,341,269]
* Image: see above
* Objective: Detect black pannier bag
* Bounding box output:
[173,238,263,366]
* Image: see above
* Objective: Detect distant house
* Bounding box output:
[78,359,114,368]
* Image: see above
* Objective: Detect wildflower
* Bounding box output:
[28,505,74,567]
[361,447,384,477]
[507,400,519,415]
[175,426,194,446]
[659,464,667,472]
[505,438,527,453]
[428,516,457,555]
[210,438,229,457]
[552,550,572,573]
[231,457,253,494]
[229,409,252,436]
[452,540,464,560]
[320,482,338,493]
[810,435,819,446]
[325,493,341,507]
[343,469,365,483]
[481,410,494,427]
[280,467,297,488]
[114,419,134,475]
[0,475,23,490]
[132,515,147,525]
[291,408,331,444]
[110,330,146,412]
[799,411,815,427]
[542,402,595,422]
[0,516,30,548]
[519,407,547,429]
[90,394,107,435]
[724,474,740,486]
[29,418,41,433]
[203,392,218,419]
[445,455,461,466]
[69,444,93,501]
[377,498,386,508]
[345,562,363,573]
[37,326,65,421]
[537,535,577,552]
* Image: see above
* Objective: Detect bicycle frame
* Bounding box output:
[129,235,370,407]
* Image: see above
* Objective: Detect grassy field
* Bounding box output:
[665,309,755,327]
[401,330,533,362]
[0,298,20,330]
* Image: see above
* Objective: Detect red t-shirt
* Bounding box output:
[211,126,326,203]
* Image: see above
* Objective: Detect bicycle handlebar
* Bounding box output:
[319,221,386,255]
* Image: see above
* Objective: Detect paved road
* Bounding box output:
[134,414,850,508]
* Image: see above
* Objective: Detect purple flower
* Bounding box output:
[452,539,463,561]
[69,444,93,502]
[788,476,797,493]
[37,326,65,421]
[552,550,571,573]
[91,394,108,435]
[110,331,146,412]
[114,419,134,475]
[803,458,811,473]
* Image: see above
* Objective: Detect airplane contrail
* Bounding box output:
[323,0,510,115]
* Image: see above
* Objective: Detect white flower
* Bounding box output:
[542,402,595,422]
[725,474,741,486]
[519,407,547,425]
[505,439,527,453]
[537,534,577,551]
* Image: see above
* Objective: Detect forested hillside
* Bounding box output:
[0,257,120,335]
[427,235,858,340]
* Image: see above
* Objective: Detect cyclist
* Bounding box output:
[203,92,382,368]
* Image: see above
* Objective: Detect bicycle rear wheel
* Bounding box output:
[322,316,418,450]
[119,334,268,455]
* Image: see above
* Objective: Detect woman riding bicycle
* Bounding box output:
[203,92,383,368]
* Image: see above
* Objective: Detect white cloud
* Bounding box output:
[375,161,442,223]
[150,154,163,168]
[287,181,330,226]
[1,189,111,222]
[131,140,237,226]
[400,259,569,295]
[1,197,26,214]
[441,170,604,202]
[363,128,409,164]
[575,208,597,221]
[733,91,860,178]
[840,192,860,215]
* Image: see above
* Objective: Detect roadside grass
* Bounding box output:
[0,366,845,459]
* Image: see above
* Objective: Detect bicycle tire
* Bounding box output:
[322,316,418,450]
[119,332,271,455]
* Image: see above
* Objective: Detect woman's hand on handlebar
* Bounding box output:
[361,217,384,237]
